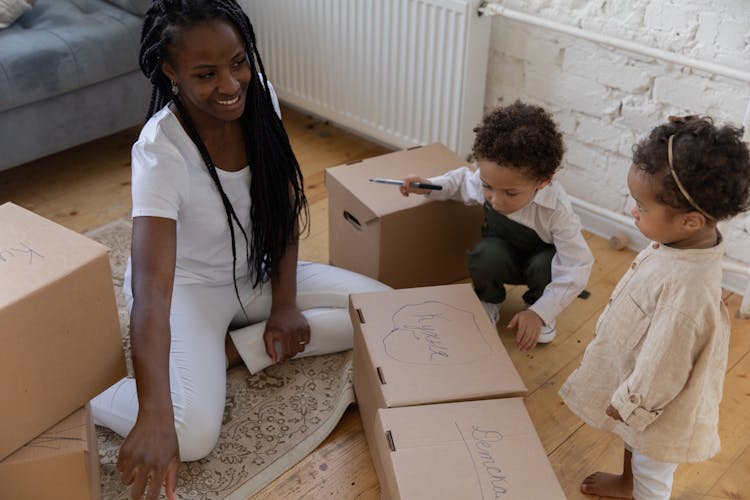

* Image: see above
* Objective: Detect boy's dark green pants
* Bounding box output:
[467,203,556,306]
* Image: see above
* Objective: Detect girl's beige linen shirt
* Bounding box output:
[559,239,729,463]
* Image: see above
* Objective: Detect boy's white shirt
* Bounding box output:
[427,165,593,325]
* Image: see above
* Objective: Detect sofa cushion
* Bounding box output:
[0,0,144,113]
[0,0,35,29]
[102,0,149,16]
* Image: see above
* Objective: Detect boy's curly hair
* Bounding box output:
[633,116,750,221]
[472,101,564,181]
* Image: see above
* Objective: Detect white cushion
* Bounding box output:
[0,0,35,29]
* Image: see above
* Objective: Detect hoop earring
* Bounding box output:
[171,80,179,95]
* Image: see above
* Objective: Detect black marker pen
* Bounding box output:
[369,178,443,190]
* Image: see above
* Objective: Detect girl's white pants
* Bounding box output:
[632,448,679,500]
[91,262,389,460]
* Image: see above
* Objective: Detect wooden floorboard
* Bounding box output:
[2,105,749,499]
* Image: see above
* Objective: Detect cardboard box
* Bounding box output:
[0,203,126,460]
[373,398,566,499]
[350,283,527,484]
[0,404,102,500]
[325,143,483,288]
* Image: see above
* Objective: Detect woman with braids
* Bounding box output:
[90,1,389,498]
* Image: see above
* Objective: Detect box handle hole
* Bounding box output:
[386,430,396,451]
[376,366,386,385]
[343,211,362,231]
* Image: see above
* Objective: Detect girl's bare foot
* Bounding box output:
[580,471,633,498]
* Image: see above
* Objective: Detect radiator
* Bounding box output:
[243,0,491,159]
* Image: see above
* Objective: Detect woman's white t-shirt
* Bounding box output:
[126,84,281,287]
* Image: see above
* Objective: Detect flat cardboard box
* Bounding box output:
[325,143,483,288]
[0,404,102,500]
[0,203,126,460]
[373,398,566,499]
[350,283,526,483]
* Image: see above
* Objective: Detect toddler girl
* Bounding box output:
[560,115,750,499]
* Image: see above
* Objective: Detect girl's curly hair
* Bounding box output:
[472,101,564,181]
[633,116,750,221]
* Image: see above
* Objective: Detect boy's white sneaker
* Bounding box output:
[538,320,556,343]
[481,301,501,326]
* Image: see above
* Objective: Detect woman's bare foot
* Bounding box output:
[225,335,243,369]
[580,471,633,498]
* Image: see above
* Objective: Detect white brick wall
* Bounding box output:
[482,0,750,264]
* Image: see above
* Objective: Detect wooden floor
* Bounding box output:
[2,106,749,500]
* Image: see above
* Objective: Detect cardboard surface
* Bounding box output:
[351,284,527,488]
[351,283,526,409]
[325,143,483,288]
[373,398,566,500]
[0,203,127,460]
[0,404,102,500]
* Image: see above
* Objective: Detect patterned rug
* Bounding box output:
[86,218,355,499]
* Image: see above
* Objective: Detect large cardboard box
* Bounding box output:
[373,398,566,499]
[0,203,126,460]
[350,283,527,484]
[0,404,102,500]
[325,143,483,289]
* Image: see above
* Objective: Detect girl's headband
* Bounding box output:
[667,134,715,221]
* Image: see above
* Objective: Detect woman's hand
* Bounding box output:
[399,175,432,196]
[508,309,544,352]
[117,410,179,500]
[263,303,311,364]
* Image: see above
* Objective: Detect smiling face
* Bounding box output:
[161,19,252,128]
[477,159,549,214]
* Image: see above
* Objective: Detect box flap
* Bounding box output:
[0,404,102,499]
[350,284,526,408]
[0,203,109,309]
[324,143,467,220]
[2,405,90,465]
[374,399,566,500]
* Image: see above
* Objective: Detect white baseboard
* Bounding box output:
[570,196,649,251]
[569,196,749,296]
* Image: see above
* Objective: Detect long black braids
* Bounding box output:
[138,0,309,306]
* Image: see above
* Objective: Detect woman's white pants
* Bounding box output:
[91,262,389,461]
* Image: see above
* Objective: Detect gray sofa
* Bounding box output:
[0,0,151,172]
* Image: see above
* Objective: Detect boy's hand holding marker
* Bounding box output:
[367,176,441,196]
[400,175,433,196]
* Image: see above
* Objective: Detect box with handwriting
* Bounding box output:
[373,398,565,499]
[0,203,126,460]
[0,404,101,500]
[349,283,527,487]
